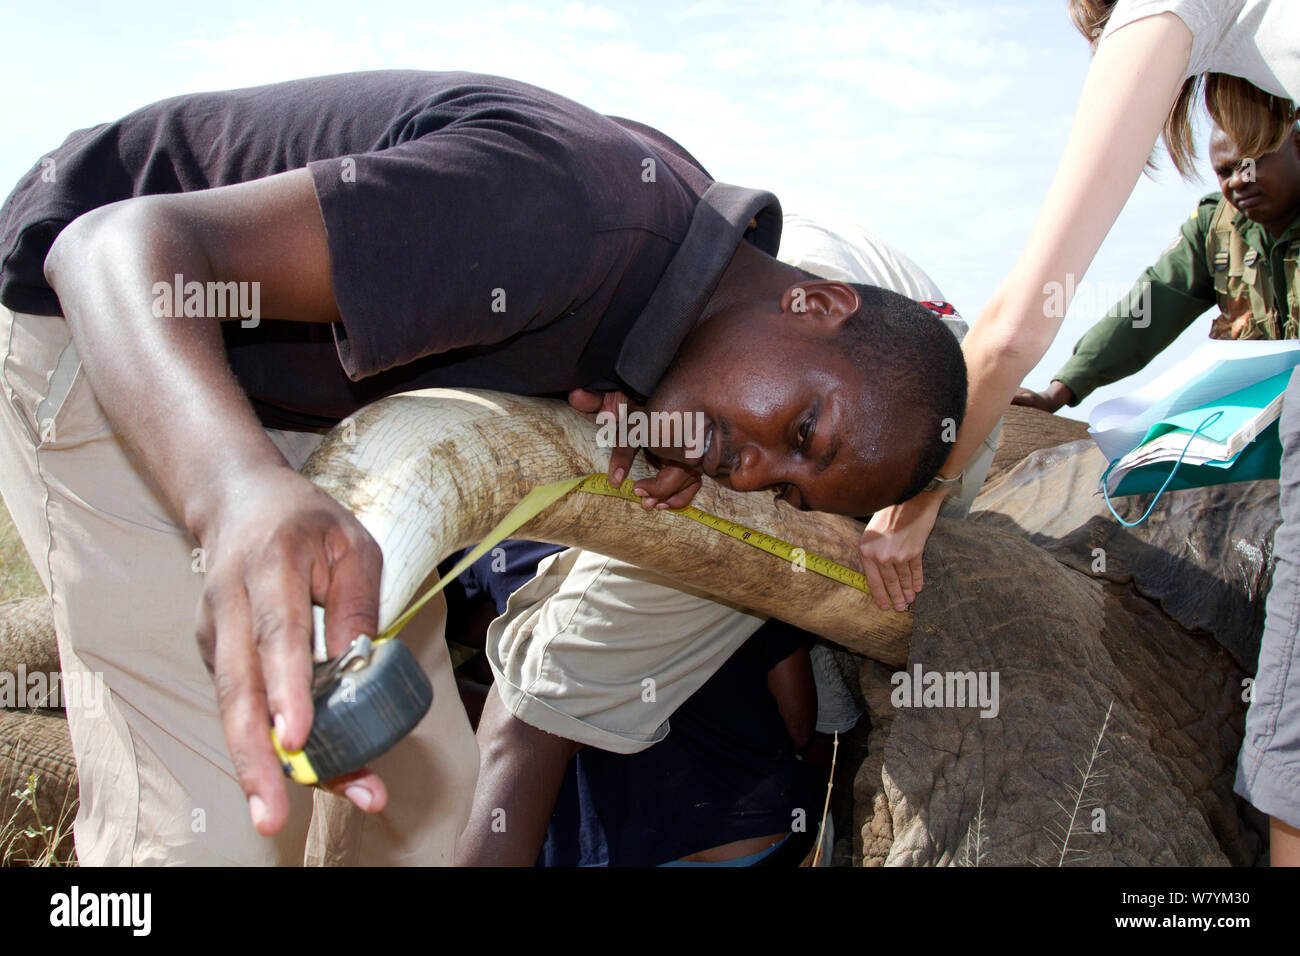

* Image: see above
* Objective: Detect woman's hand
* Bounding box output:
[858,491,946,612]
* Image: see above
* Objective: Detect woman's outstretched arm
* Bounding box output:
[858,12,1194,611]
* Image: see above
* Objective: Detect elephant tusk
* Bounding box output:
[300,388,913,667]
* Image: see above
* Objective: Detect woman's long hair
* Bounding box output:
[1069,0,1298,176]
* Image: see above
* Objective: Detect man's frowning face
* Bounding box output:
[1210,127,1300,234]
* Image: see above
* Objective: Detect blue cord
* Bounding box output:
[1100,410,1225,528]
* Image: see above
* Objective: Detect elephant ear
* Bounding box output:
[970,407,1279,672]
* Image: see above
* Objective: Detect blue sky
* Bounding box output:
[5,0,1222,418]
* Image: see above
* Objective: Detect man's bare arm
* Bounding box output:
[44,168,386,836]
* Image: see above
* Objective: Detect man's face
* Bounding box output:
[645,309,911,517]
[1210,128,1300,234]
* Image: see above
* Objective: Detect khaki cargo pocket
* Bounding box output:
[1,310,90,450]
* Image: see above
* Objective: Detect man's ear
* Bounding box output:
[779,280,860,329]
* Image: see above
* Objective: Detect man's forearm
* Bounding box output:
[45,199,291,538]
[42,173,388,837]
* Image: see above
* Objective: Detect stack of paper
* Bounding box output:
[1088,341,1300,497]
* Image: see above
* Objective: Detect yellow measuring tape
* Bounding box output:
[277,473,872,782]
[378,473,872,642]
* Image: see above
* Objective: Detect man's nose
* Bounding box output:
[1227,160,1256,191]
[728,443,780,492]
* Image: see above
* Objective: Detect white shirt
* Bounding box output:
[1103,0,1299,101]
[779,212,951,315]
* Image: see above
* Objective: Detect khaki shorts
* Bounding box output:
[0,307,477,865]
[486,549,767,752]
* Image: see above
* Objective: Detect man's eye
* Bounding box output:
[798,416,815,451]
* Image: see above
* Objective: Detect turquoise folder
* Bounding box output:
[1108,369,1290,497]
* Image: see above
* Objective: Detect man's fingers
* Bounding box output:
[320,524,382,660]
[191,473,389,842]
[566,387,604,414]
[319,768,389,813]
[570,387,648,486]
[633,465,703,508]
[245,555,317,753]
[1011,388,1056,412]
[598,389,636,418]
[600,391,639,485]
[658,478,702,509]
[910,556,925,596]
[608,444,638,487]
[208,581,290,836]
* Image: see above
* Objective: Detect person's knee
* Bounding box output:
[477,693,581,767]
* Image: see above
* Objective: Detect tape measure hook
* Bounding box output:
[311,634,374,696]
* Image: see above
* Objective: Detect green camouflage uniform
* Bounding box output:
[1055,192,1300,405]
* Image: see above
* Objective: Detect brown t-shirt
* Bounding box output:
[0,70,781,428]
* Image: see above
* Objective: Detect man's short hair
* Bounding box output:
[829,282,968,505]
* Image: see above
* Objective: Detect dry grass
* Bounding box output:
[0,712,77,866]
[0,494,44,603]
[1042,701,1113,867]
[810,731,839,867]
[0,495,75,865]
[955,703,1114,868]
[958,787,987,867]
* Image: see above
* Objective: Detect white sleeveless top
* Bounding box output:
[1103,0,1299,101]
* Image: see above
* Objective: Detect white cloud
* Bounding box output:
[555,3,623,31]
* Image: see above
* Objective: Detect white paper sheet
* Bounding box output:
[1088,340,1300,463]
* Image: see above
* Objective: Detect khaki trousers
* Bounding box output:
[0,307,477,865]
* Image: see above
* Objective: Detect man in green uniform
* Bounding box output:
[1015,124,1300,413]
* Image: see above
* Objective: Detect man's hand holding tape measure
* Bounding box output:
[196,388,704,839]
[194,461,390,837]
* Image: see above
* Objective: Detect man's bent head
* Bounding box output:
[1210,124,1300,238]
[648,255,967,517]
